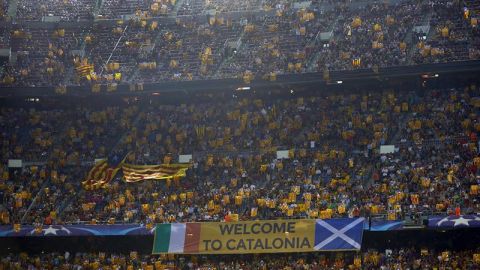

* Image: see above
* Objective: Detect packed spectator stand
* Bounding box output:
[1,248,480,269]
[0,0,479,87]
[16,0,95,21]
[1,85,479,227]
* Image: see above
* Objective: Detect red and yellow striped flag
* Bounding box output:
[122,164,189,183]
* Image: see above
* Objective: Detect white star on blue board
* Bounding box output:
[452,216,472,227]
[435,215,479,227]
[43,226,59,235]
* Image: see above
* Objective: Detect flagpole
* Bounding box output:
[100,24,129,76]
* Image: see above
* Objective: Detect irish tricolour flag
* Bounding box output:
[153,223,201,254]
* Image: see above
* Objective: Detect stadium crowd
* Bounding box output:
[314,1,424,71]
[412,0,480,64]
[1,86,480,226]
[1,248,480,269]
[16,0,95,21]
[1,0,479,87]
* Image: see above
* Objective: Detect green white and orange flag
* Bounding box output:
[154,223,202,253]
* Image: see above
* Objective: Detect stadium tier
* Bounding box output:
[1,87,480,226]
[0,0,479,87]
[2,249,480,269]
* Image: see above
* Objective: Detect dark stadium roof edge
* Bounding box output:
[1,60,480,98]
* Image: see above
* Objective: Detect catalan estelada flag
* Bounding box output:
[85,160,108,181]
[75,58,94,77]
[82,155,128,190]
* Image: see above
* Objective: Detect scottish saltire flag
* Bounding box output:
[429,215,480,229]
[314,218,364,250]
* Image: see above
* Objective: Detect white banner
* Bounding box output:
[179,154,193,163]
[8,159,22,168]
[276,150,289,159]
[380,145,396,154]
